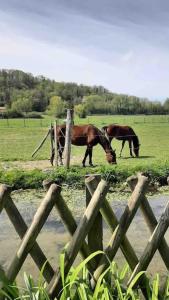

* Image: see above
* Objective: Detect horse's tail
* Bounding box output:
[31,127,52,157]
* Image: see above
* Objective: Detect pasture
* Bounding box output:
[0,115,169,171]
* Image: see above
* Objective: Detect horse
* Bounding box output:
[50,124,117,167]
[32,124,116,166]
[101,124,140,158]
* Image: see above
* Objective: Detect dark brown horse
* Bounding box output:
[101,124,140,158]
[51,124,117,167]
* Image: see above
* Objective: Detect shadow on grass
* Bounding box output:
[119,155,155,159]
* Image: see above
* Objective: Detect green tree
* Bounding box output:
[11,97,32,113]
[47,96,65,117]
[75,104,87,118]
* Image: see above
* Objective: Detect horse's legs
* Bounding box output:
[128,140,133,157]
[82,147,89,167]
[50,148,55,166]
[88,147,94,166]
[57,143,63,165]
[120,140,125,157]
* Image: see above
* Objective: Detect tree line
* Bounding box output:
[0,69,169,118]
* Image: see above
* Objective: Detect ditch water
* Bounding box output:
[0,188,169,284]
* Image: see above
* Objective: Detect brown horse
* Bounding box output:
[50,124,117,167]
[101,124,140,158]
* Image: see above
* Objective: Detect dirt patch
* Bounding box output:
[0,156,83,171]
[0,160,52,170]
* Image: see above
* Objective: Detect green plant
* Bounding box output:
[2,251,169,299]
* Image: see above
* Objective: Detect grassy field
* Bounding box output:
[0,115,169,188]
[0,115,169,166]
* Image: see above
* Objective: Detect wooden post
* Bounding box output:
[0,184,55,283]
[90,174,149,287]
[85,176,151,299]
[64,109,74,168]
[85,175,103,263]
[85,176,139,270]
[128,199,169,286]
[6,197,55,282]
[54,120,58,166]
[48,179,109,298]
[43,180,97,272]
[50,123,54,165]
[6,184,61,283]
[127,175,169,270]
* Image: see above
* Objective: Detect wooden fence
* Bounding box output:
[0,173,169,299]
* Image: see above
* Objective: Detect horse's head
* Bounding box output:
[133,136,140,157]
[134,146,139,157]
[106,148,117,164]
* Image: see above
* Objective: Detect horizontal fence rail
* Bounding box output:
[0,173,169,299]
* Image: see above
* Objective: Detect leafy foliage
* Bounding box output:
[1,253,169,299]
[0,69,169,118]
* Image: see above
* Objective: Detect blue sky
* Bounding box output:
[0,0,169,100]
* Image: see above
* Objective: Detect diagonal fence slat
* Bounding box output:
[127,175,169,270]
[128,199,169,286]
[1,172,169,300]
[48,179,109,299]
[43,180,97,272]
[90,174,149,286]
[86,175,103,263]
[85,175,151,299]
[6,183,61,283]
[85,175,139,270]
[5,194,55,283]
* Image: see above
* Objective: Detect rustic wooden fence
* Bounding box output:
[0,173,169,299]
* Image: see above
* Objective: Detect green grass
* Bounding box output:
[0,115,169,189]
[1,251,169,299]
[0,115,169,167]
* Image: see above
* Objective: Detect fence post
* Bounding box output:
[6,184,61,283]
[54,120,58,166]
[48,179,109,298]
[64,109,74,168]
[85,176,139,269]
[90,174,149,287]
[127,175,169,270]
[128,199,169,286]
[85,174,103,262]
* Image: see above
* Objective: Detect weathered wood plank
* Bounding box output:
[128,199,169,286]
[6,184,61,283]
[85,175,103,263]
[48,179,109,298]
[0,184,12,214]
[127,175,169,270]
[85,176,138,269]
[90,174,149,286]
[54,120,58,166]
[86,175,151,299]
[5,194,55,283]
[64,109,73,168]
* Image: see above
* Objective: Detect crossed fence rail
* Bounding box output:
[0,173,169,299]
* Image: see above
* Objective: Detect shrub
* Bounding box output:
[24,112,43,119]
[75,104,87,118]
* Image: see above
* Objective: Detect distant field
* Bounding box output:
[0,115,169,171]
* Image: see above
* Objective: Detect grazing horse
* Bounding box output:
[101,124,140,158]
[50,124,117,167]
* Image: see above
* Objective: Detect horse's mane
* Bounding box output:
[97,127,112,151]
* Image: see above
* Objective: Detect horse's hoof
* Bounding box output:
[89,164,94,167]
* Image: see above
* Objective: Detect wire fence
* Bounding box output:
[0,115,169,128]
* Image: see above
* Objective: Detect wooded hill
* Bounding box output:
[0,69,169,117]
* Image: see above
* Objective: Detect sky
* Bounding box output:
[0,0,169,100]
